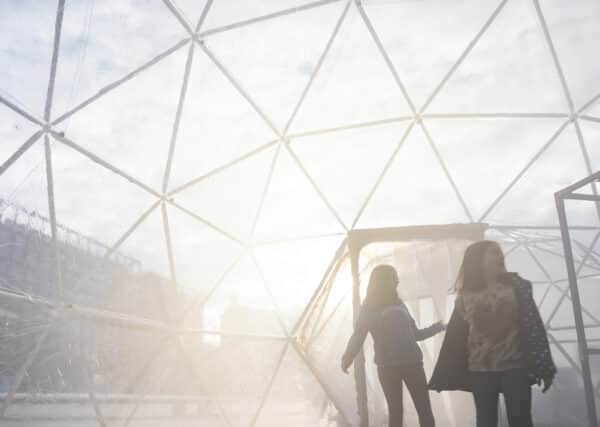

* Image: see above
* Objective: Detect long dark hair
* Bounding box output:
[456,240,506,293]
[363,264,402,310]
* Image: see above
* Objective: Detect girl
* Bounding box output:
[341,264,445,427]
[429,240,556,427]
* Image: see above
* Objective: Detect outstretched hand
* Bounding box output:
[433,320,446,333]
[536,376,553,393]
[341,355,352,374]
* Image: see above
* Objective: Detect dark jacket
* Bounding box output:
[428,273,556,392]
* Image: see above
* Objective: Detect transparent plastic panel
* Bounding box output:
[118,205,171,279]
[206,1,345,131]
[0,203,55,299]
[0,0,57,119]
[569,227,600,280]
[0,301,53,394]
[579,120,600,172]
[503,244,551,283]
[180,334,287,426]
[168,48,277,190]
[538,0,600,110]
[528,241,569,281]
[290,3,413,133]
[252,146,345,242]
[56,316,223,427]
[58,44,189,190]
[546,286,598,330]
[487,123,595,226]
[253,344,333,427]
[0,105,41,166]
[202,0,319,31]
[173,144,278,244]
[253,235,344,332]
[357,124,470,228]
[48,139,165,311]
[171,0,209,30]
[166,204,243,295]
[50,138,156,247]
[53,0,188,118]
[0,140,48,218]
[193,254,285,337]
[291,121,411,227]
[2,310,101,426]
[426,118,566,221]
[584,99,600,118]
[538,337,589,426]
[299,255,359,425]
[427,0,568,114]
[363,0,500,109]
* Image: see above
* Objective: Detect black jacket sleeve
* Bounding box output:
[514,277,557,381]
[428,302,471,392]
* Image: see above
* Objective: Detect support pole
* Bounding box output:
[349,241,369,427]
[555,195,598,427]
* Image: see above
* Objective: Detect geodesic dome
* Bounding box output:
[1,0,600,426]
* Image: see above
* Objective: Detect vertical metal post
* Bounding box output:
[556,195,598,427]
[349,241,369,427]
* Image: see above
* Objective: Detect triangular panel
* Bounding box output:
[0,0,57,118]
[363,0,500,108]
[427,0,567,113]
[252,145,344,242]
[180,334,287,426]
[290,4,413,133]
[357,124,469,228]
[168,48,277,190]
[60,44,189,190]
[167,204,243,295]
[427,118,566,220]
[0,139,48,217]
[206,1,344,131]
[292,121,411,227]
[173,144,278,243]
[50,138,156,247]
[579,120,600,172]
[65,204,172,318]
[538,0,600,110]
[194,254,285,337]
[0,105,41,165]
[53,0,188,117]
[253,235,344,332]
[253,345,334,427]
[487,123,596,226]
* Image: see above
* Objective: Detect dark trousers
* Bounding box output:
[377,363,435,427]
[470,369,533,427]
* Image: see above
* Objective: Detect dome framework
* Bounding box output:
[1,0,600,425]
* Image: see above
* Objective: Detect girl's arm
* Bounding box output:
[406,300,448,341]
[341,309,369,372]
[414,320,446,341]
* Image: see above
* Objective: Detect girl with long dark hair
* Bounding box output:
[341,264,445,427]
[429,240,556,427]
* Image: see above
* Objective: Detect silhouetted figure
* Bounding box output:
[341,265,445,427]
[429,240,556,427]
